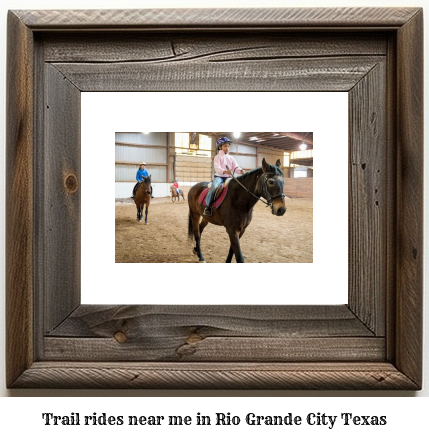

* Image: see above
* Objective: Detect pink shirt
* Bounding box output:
[214,150,243,177]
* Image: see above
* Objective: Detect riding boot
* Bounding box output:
[204,178,219,216]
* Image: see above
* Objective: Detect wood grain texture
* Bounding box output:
[43,305,380,362]
[6,11,34,388]
[384,33,398,364]
[44,337,385,362]
[47,305,373,337]
[42,33,388,63]
[52,56,384,92]
[11,362,419,390]
[14,8,421,29]
[348,62,386,336]
[6,7,423,390]
[395,9,424,388]
[42,64,81,333]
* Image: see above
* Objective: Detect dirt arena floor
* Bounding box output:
[115,196,312,263]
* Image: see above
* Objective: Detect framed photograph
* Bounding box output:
[6,7,423,389]
[95,92,345,305]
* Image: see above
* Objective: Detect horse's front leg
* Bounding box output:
[144,204,149,225]
[226,230,244,263]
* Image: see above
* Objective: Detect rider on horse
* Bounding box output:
[173,179,181,196]
[132,162,154,199]
[203,137,244,216]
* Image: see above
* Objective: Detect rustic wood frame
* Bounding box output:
[6,8,423,390]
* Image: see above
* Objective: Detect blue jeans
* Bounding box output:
[206,176,225,207]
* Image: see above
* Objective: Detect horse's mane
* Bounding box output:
[235,167,261,182]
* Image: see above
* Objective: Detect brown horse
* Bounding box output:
[170,185,185,202]
[134,176,151,224]
[187,158,286,263]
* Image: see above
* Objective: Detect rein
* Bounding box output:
[230,167,285,210]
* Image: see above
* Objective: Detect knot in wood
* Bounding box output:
[114,331,128,343]
[65,174,78,193]
[186,333,203,344]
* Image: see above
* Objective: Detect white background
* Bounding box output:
[0,0,427,415]
[82,92,348,305]
[2,397,429,433]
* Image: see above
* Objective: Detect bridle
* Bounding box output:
[230,167,285,211]
[138,177,151,195]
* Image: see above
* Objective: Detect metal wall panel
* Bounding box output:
[116,132,167,146]
[144,167,167,184]
[258,146,285,167]
[233,143,257,155]
[115,164,166,183]
[115,132,168,182]
[229,142,257,169]
[235,155,257,170]
[115,146,167,165]
[115,164,135,182]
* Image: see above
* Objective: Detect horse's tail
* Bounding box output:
[188,213,194,241]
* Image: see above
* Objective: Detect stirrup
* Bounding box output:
[203,206,212,216]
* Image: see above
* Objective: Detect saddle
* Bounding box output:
[198,179,231,208]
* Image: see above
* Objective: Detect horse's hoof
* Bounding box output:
[145,222,148,225]
[199,259,206,263]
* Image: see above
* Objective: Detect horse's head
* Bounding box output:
[142,175,152,194]
[260,158,286,216]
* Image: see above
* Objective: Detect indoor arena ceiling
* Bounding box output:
[200,132,313,167]
[200,132,313,153]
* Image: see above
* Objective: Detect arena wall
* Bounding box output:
[284,177,313,198]
[115,182,171,199]
[115,133,313,199]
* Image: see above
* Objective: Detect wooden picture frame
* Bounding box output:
[6,8,423,389]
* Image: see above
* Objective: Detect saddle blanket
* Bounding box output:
[198,184,229,208]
